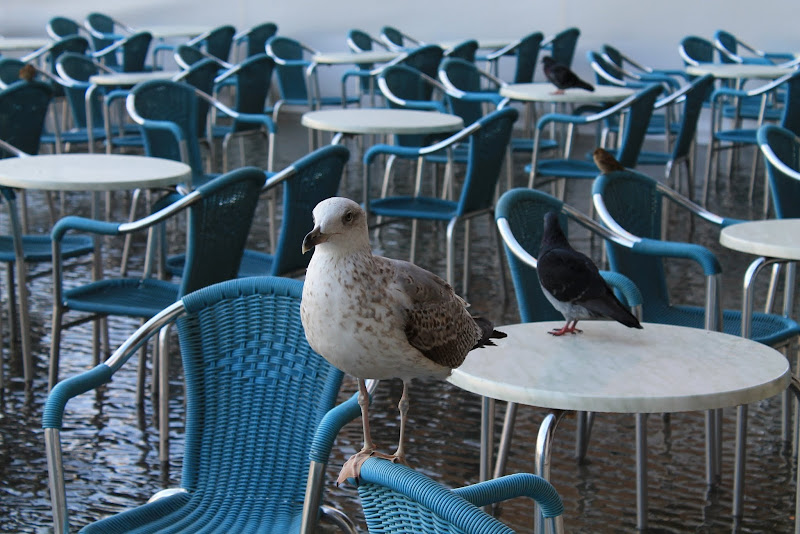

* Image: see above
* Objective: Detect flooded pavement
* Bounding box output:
[0,114,798,533]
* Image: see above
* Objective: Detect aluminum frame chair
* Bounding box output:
[592,168,800,517]
[46,16,88,41]
[702,69,800,208]
[0,81,96,385]
[44,276,361,534]
[541,27,580,69]
[484,31,544,83]
[91,31,152,72]
[355,457,564,533]
[233,21,278,60]
[363,107,518,296]
[714,30,795,65]
[84,12,134,70]
[379,25,424,52]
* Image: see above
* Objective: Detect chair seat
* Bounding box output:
[370,196,458,221]
[646,303,800,346]
[79,490,303,533]
[63,278,179,317]
[511,137,559,153]
[714,128,757,145]
[528,159,598,179]
[600,148,671,167]
[0,234,94,263]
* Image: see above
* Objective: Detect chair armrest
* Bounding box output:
[308,391,363,463]
[453,472,564,519]
[536,112,590,129]
[364,144,424,164]
[198,91,277,133]
[51,216,121,242]
[599,270,643,308]
[42,364,115,429]
[632,238,721,275]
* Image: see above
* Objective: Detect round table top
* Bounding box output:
[447,321,789,413]
[89,70,179,86]
[720,219,800,259]
[0,154,191,191]
[312,50,401,64]
[301,108,464,135]
[686,63,797,79]
[499,83,634,103]
[0,37,50,51]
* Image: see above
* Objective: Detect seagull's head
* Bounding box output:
[302,197,370,254]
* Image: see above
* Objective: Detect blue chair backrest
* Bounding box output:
[55,53,104,130]
[681,36,715,65]
[670,74,715,161]
[179,167,266,295]
[457,107,517,214]
[758,124,800,219]
[446,39,478,63]
[587,49,626,86]
[439,58,487,125]
[592,170,672,316]
[174,276,347,510]
[495,188,566,323]
[129,79,206,180]
[271,145,349,275]
[229,53,275,132]
[0,80,53,156]
[85,13,120,65]
[548,27,580,68]
[47,16,81,39]
[242,22,278,58]
[400,44,444,79]
[714,30,739,64]
[513,31,544,84]
[177,58,221,140]
[118,31,152,72]
[615,84,663,167]
[267,36,310,101]
[197,24,236,63]
[780,72,800,136]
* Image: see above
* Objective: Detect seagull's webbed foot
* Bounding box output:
[548,320,582,336]
[337,448,403,486]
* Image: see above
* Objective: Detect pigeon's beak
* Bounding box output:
[302,226,328,254]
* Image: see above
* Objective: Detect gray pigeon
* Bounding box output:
[300,197,505,483]
[537,211,642,336]
[542,56,595,94]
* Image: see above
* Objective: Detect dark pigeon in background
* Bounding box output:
[542,56,595,94]
[537,211,642,336]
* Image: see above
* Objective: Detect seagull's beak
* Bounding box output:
[302,226,328,254]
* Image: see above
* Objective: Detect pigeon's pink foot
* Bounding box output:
[551,89,565,95]
[548,322,582,336]
[336,448,405,485]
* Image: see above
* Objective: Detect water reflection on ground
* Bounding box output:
[0,117,798,533]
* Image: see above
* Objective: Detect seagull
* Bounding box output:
[592,147,626,173]
[542,56,595,94]
[300,197,505,484]
[538,211,642,336]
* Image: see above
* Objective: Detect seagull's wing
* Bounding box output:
[380,256,480,369]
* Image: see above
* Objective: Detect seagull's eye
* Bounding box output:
[342,211,355,224]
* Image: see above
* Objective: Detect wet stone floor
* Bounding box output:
[1,112,799,533]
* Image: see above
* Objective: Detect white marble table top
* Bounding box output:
[138,25,210,39]
[448,321,789,413]
[499,83,634,104]
[89,70,179,86]
[301,108,464,135]
[720,219,800,260]
[312,50,401,65]
[0,37,50,51]
[686,63,797,79]
[0,154,191,191]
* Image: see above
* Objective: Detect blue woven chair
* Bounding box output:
[438,57,556,189]
[44,276,361,534]
[46,16,85,40]
[266,35,360,145]
[526,83,662,202]
[494,187,648,518]
[592,168,800,514]
[234,22,278,60]
[91,31,152,72]
[714,30,795,65]
[379,26,423,52]
[48,167,266,395]
[702,69,800,209]
[364,107,517,295]
[757,124,800,321]
[484,31,544,83]
[0,80,96,385]
[444,39,478,63]
[355,458,564,533]
[342,28,389,103]
[541,27,580,69]
[154,24,236,71]
[601,44,690,83]
[679,35,716,68]
[84,13,133,70]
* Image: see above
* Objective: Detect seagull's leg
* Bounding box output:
[391,380,411,464]
[357,378,377,451]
